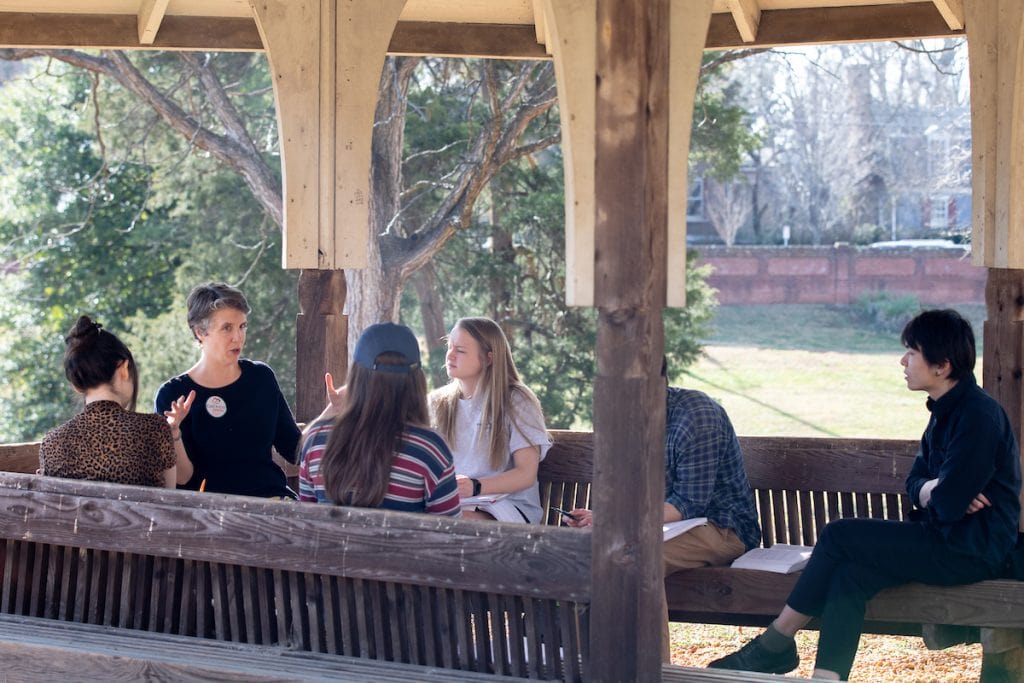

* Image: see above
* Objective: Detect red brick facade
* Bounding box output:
[695,246,985,306]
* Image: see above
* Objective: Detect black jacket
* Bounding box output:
[906,374,1021,570]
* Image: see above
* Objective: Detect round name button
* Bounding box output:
[206,395,227,418]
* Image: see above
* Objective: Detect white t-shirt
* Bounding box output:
[444,388,551,523]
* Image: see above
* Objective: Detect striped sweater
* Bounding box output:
[298,421,461,516]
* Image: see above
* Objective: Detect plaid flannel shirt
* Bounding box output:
[664,387,761,550]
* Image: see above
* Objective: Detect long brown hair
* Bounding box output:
[319,352,429,506]
[431,317,545,470]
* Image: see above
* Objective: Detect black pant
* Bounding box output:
[786,518,1000,679]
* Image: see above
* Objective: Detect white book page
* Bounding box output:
[461,493,509,506]
[662,517,709,542]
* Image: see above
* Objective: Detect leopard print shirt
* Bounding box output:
[39,400,176,487]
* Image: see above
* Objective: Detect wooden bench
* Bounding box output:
[4,432,1023,680]
[0,469,592,681]
[537,430,1024,680]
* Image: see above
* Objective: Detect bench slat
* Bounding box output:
[0,613,533,682]
[666,566,1024,629]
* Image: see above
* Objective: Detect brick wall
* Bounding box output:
[694,245,985,306]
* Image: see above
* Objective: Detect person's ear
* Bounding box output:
[486,351,493,367]
[935,359,952,378]
[117,359,131,381]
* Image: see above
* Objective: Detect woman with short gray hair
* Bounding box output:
[155,282,301,498]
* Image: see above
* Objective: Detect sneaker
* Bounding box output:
[707,634,799,674]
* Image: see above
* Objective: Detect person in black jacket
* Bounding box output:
[709,309,1021,680]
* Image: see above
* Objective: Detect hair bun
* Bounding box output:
[65,315,103,346]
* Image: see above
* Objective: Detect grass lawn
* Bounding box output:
[675,304,986,439]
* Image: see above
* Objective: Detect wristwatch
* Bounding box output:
[470,478,482,497]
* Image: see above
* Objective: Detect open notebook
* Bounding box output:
[730,544,813,574]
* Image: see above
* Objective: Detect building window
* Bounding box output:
[687,178,704,222]
[929,195,950,230]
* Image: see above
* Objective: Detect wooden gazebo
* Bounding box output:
[1,2,1022,681]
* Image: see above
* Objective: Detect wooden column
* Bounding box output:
[590,1,670,680]
[984,270,1024,440]
[539,0,707,308]
[537,0,596,307]
[250,0,408,270]
[968,3,1024,678]
[296,269,348,423]
[967,0,1024,270]
[967,0,1024,529]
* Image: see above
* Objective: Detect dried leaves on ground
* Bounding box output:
[670,624,981,682]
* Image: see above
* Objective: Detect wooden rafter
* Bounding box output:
[136,0,169,44]
[729,0,761,43]
[931,0,964,31]
[531,0,547,46]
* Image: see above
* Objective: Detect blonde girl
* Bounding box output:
[430,317,551,523]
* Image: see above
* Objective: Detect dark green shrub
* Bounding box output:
[854,291,921,334]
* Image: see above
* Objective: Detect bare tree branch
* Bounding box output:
[0,48,283,227]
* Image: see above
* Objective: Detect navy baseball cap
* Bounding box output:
[352,323,421,373]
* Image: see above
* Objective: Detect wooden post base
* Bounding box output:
[295,269,348,423]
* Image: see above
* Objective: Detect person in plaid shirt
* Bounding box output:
[566,358,760,661]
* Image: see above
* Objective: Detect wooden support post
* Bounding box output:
[250,0,408,270]
[969,0,1024,530]
[538,0,596,307]
[967,0,1024,270]
[970,5,1024,679]
[540,0,704,308]
[666,1,713,306]
[983,269,1024,442]
[295,269,348,423]
[590,1,670,681]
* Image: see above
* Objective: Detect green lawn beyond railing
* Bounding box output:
[678,304,986,440]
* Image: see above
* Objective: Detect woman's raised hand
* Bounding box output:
[164,389,196,436]
[323,372,348,419]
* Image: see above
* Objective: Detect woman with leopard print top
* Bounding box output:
[39,316,195,488]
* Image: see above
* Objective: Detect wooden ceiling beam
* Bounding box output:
[137,0,170,44]
[728,0,761,43]
[388,22,547,59]
[706,2,962,49]
[0,3,963,55]
[931,0,965,31]
[0,13,263,51]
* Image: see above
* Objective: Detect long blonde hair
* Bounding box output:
[432,317,545,470]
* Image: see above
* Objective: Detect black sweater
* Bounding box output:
[906,373,1021,570]
[155,359,300,498]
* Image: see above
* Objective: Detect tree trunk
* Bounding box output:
[489,171,516,344]
[344,57,416,340]
[413,262,449,389]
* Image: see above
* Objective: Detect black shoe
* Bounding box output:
[707,634,799,674]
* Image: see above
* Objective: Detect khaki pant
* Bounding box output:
[661,522,746,663]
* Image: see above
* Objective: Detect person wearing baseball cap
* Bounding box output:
[297,323,460,516]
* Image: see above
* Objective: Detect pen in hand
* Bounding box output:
[551,506,578,521]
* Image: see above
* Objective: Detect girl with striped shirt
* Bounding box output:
[297,323,460,516]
